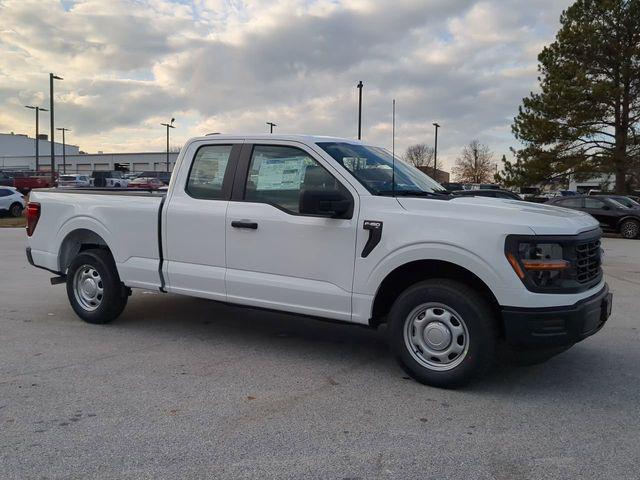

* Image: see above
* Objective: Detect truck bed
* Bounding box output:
[27,188,166,291]
[35,187,166,197]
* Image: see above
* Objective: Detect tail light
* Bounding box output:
[26,202,41,237]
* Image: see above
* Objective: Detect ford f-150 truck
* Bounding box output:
[25,134,612,387]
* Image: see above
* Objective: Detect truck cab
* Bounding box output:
[25,134,612,387]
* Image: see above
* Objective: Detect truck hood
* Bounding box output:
[397,196,599,235]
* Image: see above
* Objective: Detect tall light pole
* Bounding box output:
[25,105,48,171]
[266,122,277,134]
[57,127,70,174]
[160,118,175,172]
[432,122,440,180]
[49,73,63,182]
[357,81,363,140]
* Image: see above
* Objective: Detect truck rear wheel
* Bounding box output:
[388,279,498,388]
[66,249,128,324]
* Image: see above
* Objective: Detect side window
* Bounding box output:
[558,198,582,208]
[0,189,9,197]
[584,198,605,209]
[186,145,233,200]
[244,145,342,214]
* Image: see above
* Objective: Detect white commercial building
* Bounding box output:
[0,132,79,157]
[1,152,179,173]
[1,132,177,173]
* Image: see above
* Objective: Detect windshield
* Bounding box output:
[317,142,446,195]
[612,196,639,208]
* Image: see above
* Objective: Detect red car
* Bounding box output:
[12,171,58,193]
[128,177,164,189]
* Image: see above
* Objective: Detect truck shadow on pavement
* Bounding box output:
[110,291,626,396]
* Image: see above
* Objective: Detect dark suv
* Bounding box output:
[547,195,640,239]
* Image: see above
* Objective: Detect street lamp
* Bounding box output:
[357,81,363,140]
[25,105,48,171]
[432,122,440,180]
[266,122,277,134]
[160,118,175,172]
[49,73,63,182]
[56,127,71,174]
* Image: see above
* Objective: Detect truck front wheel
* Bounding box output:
[388,279,498,388]
[66,249,128,324]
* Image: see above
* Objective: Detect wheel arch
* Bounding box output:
[617,215,640,229]
[370,259,502,335]
[58,228,112,274]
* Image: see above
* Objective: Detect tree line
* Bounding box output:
[499,0,639,193]
[404,140,498,184]
[405,0,639,193]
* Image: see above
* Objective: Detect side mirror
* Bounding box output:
[300,189,352,218]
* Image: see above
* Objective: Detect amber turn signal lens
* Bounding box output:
[521,259,569,271]
[506,253,525,279]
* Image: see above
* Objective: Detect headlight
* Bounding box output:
[507,242,568,288]
[505,236,598,293]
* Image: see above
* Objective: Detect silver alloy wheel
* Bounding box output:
[73,265,104,312]
[403,302,469,371]
[621,220,639,239]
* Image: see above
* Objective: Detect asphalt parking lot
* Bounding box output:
[1,228,638,479]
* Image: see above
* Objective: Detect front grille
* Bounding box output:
[574,239,601,284]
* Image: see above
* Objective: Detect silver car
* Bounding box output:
[58,174,91,188]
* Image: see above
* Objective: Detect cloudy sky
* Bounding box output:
[0,0,571,170]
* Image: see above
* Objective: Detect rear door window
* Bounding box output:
[557,198,583,208]
[186,145,234,200]
[584,198,606,209]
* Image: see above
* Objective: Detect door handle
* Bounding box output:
[231,220,258,230]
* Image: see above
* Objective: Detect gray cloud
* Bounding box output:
[0,0,572,168]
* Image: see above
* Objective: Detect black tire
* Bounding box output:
[65,249,128,324]
[9,202,23,217]
[619,219,639,239]
[388,279,498,388]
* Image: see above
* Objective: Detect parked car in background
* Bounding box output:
[12,171,57,193]
[130,171,173,185]
[547,195,640,239]
[442,182,465,192]
[90,171,128,188]
[0,186,25,217]
[0,172,15,187]
[451,189,522,200]
[58,174,91,188]
[128,177,164,190]
[548,190,579,197]
[467,183,501,190]
[26,134,612,388]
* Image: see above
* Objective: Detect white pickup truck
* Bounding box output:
[26,134,612,387]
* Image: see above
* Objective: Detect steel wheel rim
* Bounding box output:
[621,221,638,239]
[403,302,469,371]
[73,265,104,312]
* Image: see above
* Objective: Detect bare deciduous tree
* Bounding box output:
[404,143,435,168]
[453,140,497,183]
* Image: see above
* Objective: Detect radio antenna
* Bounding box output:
[392,98,396,198]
